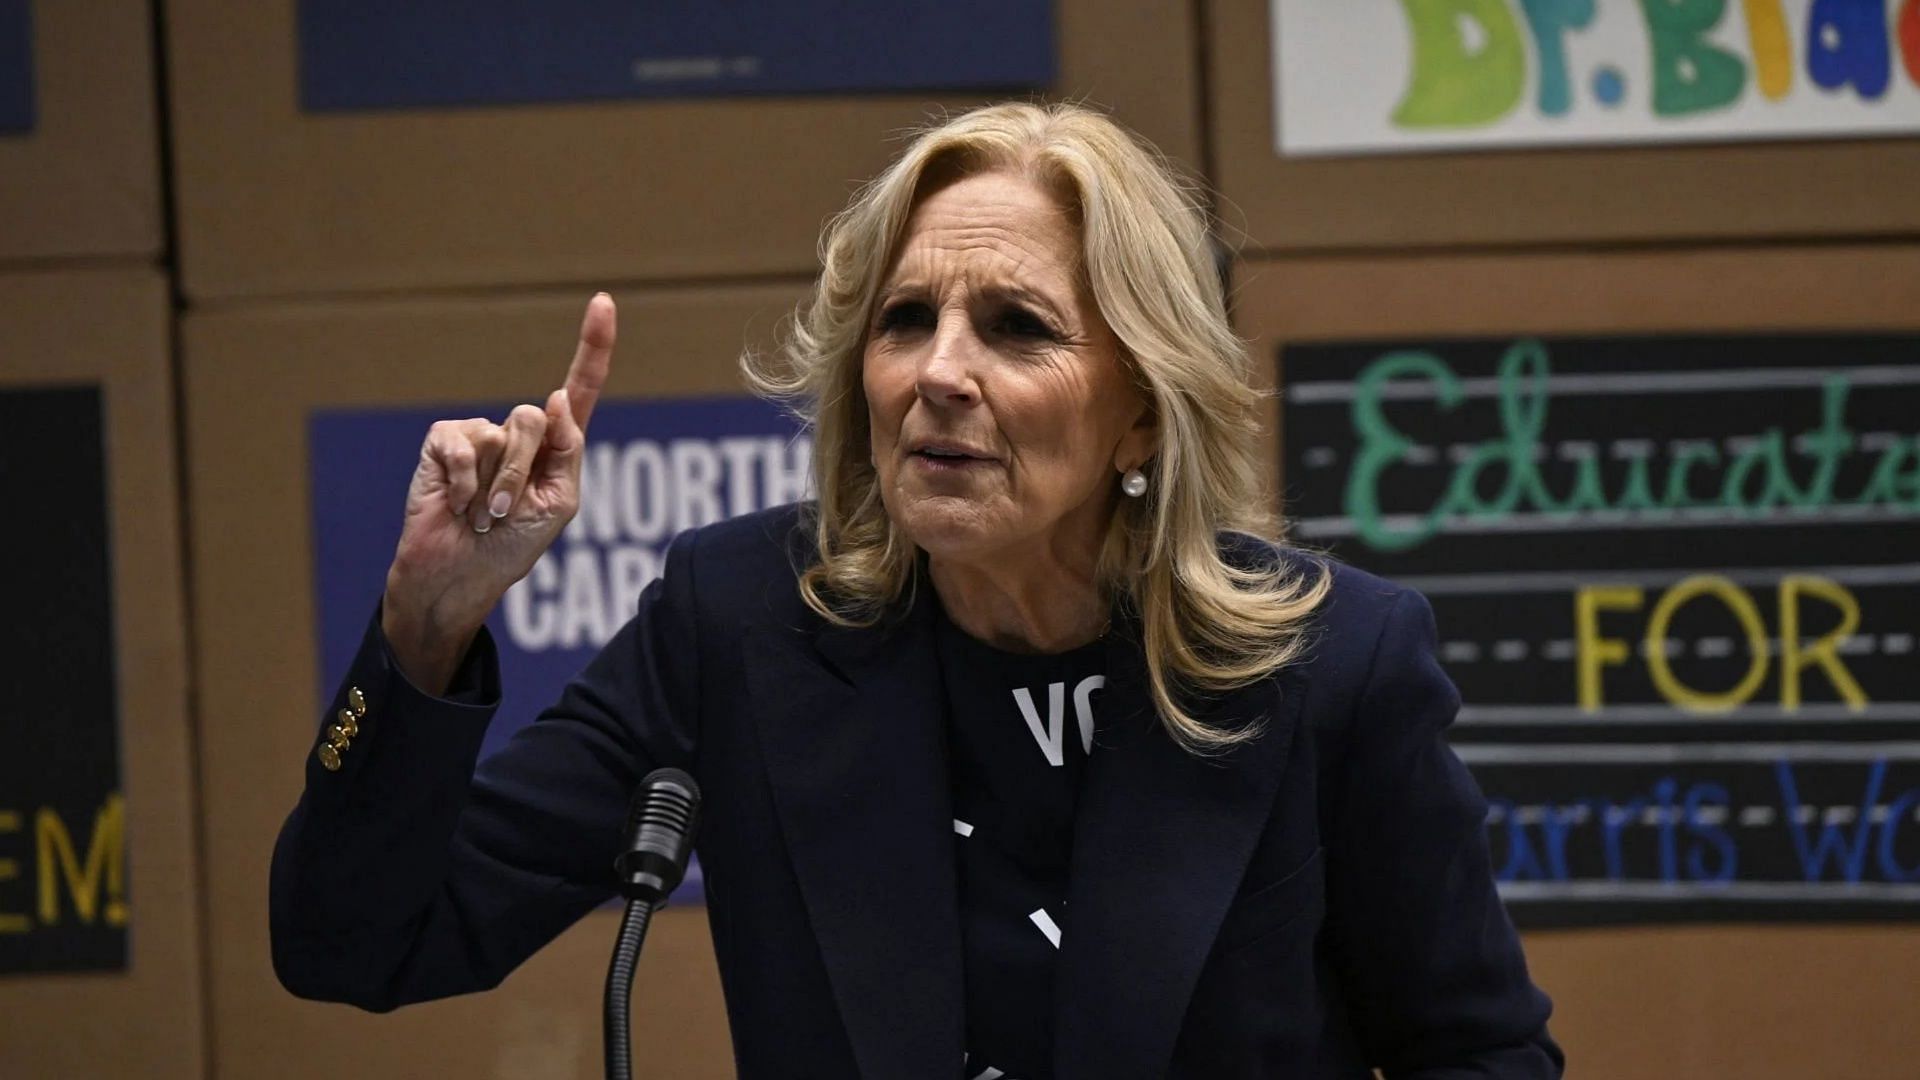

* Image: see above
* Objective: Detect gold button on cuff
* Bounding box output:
[317,743,342,771]
[337,708,359,738]
[347,687,368,718]
[327,724,351,749]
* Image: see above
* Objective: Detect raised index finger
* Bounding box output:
[563,292,616,433]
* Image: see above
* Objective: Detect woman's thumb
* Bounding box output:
[543,387,581,455]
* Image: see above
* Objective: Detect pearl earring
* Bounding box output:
[1121,468,1148,498]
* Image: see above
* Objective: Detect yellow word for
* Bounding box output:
[0,794,127,933]
[1576,575,1869,713]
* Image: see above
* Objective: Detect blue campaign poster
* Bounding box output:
[310,395,811,902]
[297,0,1055,112]
[0,0,34,134]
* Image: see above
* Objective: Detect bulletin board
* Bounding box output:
[183,282,814,1079]
[1234,243,1920,1080]
[163,0,1202,300]
[0,269,200,1079]
[1207,1,1920,251]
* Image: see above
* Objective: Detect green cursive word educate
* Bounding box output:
[1344,340,1919,552]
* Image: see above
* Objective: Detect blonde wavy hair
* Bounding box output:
[742,101,1332,753]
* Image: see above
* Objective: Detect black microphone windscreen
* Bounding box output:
[615,767,701,903]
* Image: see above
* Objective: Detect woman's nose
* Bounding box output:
[916,316,980,406]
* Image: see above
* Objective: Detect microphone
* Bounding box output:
[605,767,702,1080]
[613,767,701,903]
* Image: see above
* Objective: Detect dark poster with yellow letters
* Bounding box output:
[0,384,127,973]
[1280,334,1920,927]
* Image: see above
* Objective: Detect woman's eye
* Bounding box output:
[997,307,1056,340]
[877,301,934,333]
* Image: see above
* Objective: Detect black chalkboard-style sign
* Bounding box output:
[1280,335,1919,927]
[0,384,127,973]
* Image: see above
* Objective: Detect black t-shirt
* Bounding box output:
[934,607,1107,1080]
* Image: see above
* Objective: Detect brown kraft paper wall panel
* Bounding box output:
[1207,1,1920,252]
[162,2,1200,300]
[1232,245,1920,1080]
[0,268,200,1078]
[0,0,163,262]
[184,283,813,1079]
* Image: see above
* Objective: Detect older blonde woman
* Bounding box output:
[271,103,1563,1079]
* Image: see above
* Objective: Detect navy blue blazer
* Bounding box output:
[271,502,1562,1078]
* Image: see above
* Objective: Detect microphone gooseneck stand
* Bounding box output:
[604,767,702,1080]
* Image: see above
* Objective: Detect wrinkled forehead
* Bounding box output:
[881,167,1091,300]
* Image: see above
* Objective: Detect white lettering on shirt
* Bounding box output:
[1012,675,1104,765]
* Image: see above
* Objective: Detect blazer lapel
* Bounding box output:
[1053,619,1308,1080]
[746,594,965,1077]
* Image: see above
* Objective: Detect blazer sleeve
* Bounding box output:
[269,527,704,1012]
[1325,587,1565,1079]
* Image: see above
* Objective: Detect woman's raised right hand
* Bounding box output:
[380,293,615,694]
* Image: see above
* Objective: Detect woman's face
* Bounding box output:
[863,169,1154,567]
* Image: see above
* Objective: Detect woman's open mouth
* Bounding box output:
[909,444,996,471]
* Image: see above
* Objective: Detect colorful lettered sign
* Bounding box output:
[1274,0,1920,155]
[1281,334,1920,924]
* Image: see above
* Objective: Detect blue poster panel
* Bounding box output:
[0,385,127,973]
[310,395,811,903]
[0,0,35,134]
[297,0,1055,112]
[1280,334,1920,926]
